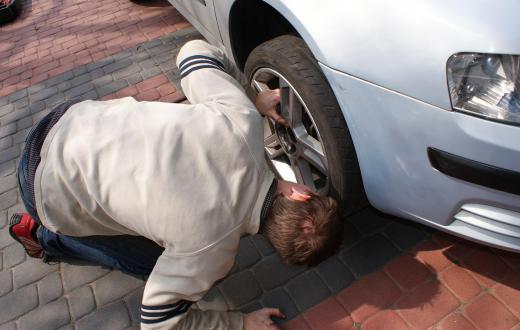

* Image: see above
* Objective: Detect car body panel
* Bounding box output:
[215,0,520,110]
[321,63,520,250]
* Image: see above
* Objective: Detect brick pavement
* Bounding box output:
[1,0,520,329]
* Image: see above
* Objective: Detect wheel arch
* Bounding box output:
[228,0,325,72]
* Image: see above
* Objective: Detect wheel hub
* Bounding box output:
[275,123,297,155]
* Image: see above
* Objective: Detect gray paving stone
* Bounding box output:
[112,49,133,62]
[236,237,261,269]
[130,51,151,63]
[124,288,143,324]
[12,258,59,288]
[91,75,114,88]
[69,73,91,88]
[31,87,59,102]
[91,270,144,307]
[252,254,306,291]
[0,161,16,178]
[103,58,133,75]
[12,127,30,144]
[0,136,12,151]
[38,271,63,304]
[96,80,128,97]
[342,218,363,249]
[340,233,399,278]
[314,256,354,293]
[159,60,177,74]
[61,263,111,292]
[16,117,33,131]
[81,90,99,101]
[138,58,157,69]
[86,56,115,72]
[113,64,142,80]
[0,98,7,107]
[27,84,45,95]
[220,271,262,309]
[44,92,66,108]
[45,71,74,88]
[72,66,87,77]
[141,67,163,80]
[3,243,26,269]
[58,325,74,330]
[0,124,16,139]
[0,271,13,297]
[0,174,17,195]
[0,322,15,330]
[88,68,105,81]
[0,190,18,212]
[146,44,172,57]
[56,80,72,93]
[350,208,393,235]
[383,220,428,251]
[13,97,28,110]
[239,301,263,315]
[18,298,70,330]
[1,108,30,125]
[6,203,25,223]
[67,285,96,321]
[29,100,46,114]
[0,284,38,323]
[286,271,330,312]
[152,52,175,66]
[126,73,144,85]
[0,104,14,117]
[143,39,162,50]
[0,210,6,228]
[76,301,131,330]
[198,286,228,312]
[250,235,275,256]
[32,109,52,123]
[64,83,94,99]
[261,288,299,322]
[0,223,16,249]
[7,89,27,103]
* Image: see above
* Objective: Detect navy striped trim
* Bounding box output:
[178,55,224,71]
[140,301,193,325]
[180,64,224,79]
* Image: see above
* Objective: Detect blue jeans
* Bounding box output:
[18,108,164,276]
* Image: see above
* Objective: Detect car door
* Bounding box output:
[168,0,222,45]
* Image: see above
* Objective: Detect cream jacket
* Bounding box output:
[34,40,274,329]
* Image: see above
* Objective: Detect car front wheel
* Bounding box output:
[244,35,365,215]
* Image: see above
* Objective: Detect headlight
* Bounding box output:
[447,53,520,124]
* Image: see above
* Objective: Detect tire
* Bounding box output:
[244,35,366,216]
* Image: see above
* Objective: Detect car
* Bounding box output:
[167,0,520,252]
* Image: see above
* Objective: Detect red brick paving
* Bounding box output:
[337,271,401,323]
[439,266,481,302]
[0,0,190,97]
[362,310,409,330]
[303,298,353,330]
[384,254,432,292]
[295,238,520,330]
[464,294,519,330]
[439,313,476,330]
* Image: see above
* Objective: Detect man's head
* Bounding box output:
[260,181,342,266]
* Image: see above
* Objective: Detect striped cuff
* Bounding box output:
[178,55,225,79]
[140,300,193,325]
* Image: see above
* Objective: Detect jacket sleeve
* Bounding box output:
[140,246,243,330]
[176,39,256,111]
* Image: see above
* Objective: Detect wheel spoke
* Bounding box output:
[290,156,317,191]
[296,132,328,175]
[264,133,284,159]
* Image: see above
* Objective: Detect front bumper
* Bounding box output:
[321,64,520,252]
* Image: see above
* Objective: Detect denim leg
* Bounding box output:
[17,149,40,223]
[37,227,164,276]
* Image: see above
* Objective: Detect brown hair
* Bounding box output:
[260,193,342,266]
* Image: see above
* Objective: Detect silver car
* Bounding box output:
[168,0,520,252]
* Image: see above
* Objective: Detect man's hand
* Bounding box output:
[243,308,285,330]
[255,89,287,126]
